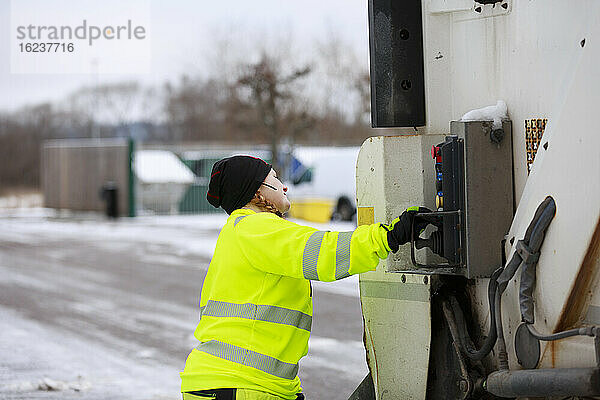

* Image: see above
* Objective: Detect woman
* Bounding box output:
[181,155,424,400]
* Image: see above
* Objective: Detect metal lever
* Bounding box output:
[409,210,464,273]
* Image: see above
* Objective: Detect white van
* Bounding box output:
[286,146,360,222]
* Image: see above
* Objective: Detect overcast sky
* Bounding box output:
[0,0,369,113]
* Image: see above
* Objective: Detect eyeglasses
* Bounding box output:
[261,182,278,191]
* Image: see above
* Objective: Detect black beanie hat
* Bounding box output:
[207,155,272,214]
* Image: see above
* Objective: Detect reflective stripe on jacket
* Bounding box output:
[180,208,391,399]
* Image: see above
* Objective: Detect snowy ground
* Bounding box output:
[0,207,367,400]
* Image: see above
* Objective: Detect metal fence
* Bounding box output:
[137,144,272,216]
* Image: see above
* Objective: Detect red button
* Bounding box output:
[431,146,441,161]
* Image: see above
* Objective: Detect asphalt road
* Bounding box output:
[0,212,367,400]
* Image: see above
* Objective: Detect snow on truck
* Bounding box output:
[349,1,600,400]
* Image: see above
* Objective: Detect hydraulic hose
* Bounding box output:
[450,267,502,361]
[483,196,600,396]
[495,286,509,370]
[528,199,557,250]
[527,324,596,341]
[493,197,556,370]
[494,251,523,369]
[519,199,557,324]
[522,196,554,243]
[516,198,599,342]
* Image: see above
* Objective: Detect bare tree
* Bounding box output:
[164,76,229,143]
[68,81,150,137]
[314,27,371,125]
[235,52,311,173]
[0,103,62,189]
[353,71,371,125]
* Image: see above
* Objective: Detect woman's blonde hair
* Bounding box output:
[250,192,283,218]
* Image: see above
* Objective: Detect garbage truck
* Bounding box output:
[351,1,600,399]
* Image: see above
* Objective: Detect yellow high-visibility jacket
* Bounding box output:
[181,208,391,399]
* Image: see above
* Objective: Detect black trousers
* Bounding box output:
[185,389,305,400]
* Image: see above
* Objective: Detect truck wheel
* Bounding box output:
[332,196,356,221]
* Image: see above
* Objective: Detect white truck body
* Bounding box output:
[355,1,600,399]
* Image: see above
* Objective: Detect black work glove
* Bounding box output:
[382,206,432,253]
